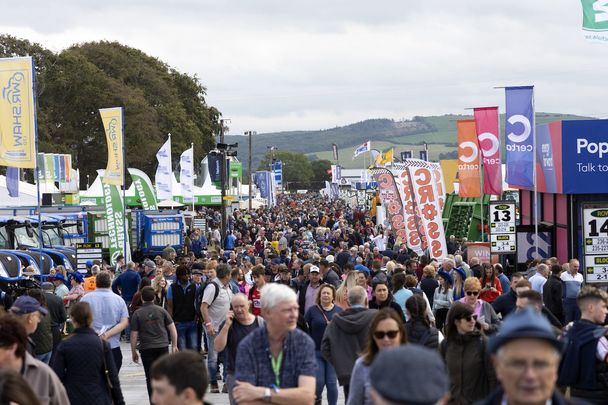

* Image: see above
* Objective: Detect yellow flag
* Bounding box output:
[382,148,394,165]
[0,56,36,168]
[99,107,124,185]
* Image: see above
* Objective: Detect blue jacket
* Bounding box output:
[111,269,141,302]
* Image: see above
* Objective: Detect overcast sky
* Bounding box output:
[2,1,606,134]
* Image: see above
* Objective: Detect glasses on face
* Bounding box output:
[373,330,400,339]
[466,291,480,296]
[459,314,477,322]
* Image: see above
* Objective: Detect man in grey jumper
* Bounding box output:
[321,286,377,401]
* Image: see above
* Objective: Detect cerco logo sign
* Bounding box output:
[506,114,533,152]
[478,132,499,157]
[459,141,478,163]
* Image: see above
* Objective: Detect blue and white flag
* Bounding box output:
[353,141,371,159]
[331,165,342,184]
[272,160,283,187]
[505,86,534,187]
[155,137,173,200]
[180,146,194,202]
[6,167,19,197]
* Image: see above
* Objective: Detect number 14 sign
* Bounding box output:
[489,201,517,254]
[583,205,608,284]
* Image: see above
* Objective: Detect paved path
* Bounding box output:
[118,342,343,405]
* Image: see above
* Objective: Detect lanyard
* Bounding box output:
[270,351,283,387]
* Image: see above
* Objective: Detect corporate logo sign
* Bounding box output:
[562,119,608,194]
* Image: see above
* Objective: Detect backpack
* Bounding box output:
[194,280,220,318]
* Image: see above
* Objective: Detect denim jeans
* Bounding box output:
[206,332,226,385]
[564,298,581,324]
[175,321,198,351]
[315,350,338,405]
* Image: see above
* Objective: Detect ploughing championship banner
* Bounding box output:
[505,86,534,188]
[457,119,481,198]
[128,168,158,210]
[389,165,425,255]
[99,170,131,265]
[474,107,503,195]
[370,168,408,248]
[0,56,37,168]
[99,107,124,185]
[155,137,172,200]
[180,146,194,202]
[581,0,608,42]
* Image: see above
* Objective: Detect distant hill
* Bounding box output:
[226,112,594,171]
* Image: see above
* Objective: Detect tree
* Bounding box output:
[257,150,314,189]
[309,159,332,189]
[0,36,221,188]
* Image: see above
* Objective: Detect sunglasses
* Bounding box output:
[466,291,480,296]
[373,330,400,339]
[460,314,478,322]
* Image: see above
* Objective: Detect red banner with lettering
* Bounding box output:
[474,107,503,195]
[370,168,407,245]
[457,119,481,198]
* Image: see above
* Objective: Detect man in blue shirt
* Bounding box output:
[112,261,141,304]
[81,271,129,371]
[233,284,316,405]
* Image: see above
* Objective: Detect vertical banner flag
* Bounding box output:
[390,165,424,255]
[207,153,221,184]
[58,154,66,182]
[0,56,36,168]
[353,141,371,159]
[505,86,534,188]
[370,168,408,248]
[99,107,124,185]
[428,162,447,213]
[581,0,608,42]
[419,150,428,161]
[332,143,339,161]
[36,153,45,181]
[331,164,342,184]
[101,171,131,265]
[401,151,413,161]
[457,119,481,198]
[128,168,158,210]
[180,146,194,202]
[272,161,283,187]
[474,107,503,195]
[255,171,267,198]
[6,167,19,197]
[44,153,54,183]
[404,159,448,260]
[155,137,172,200]
[53,153,60,181]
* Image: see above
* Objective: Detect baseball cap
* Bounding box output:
[371,345,449,405]
[71,272,84,283]
[488,308,562,353]
[51,273,65,282]
[326,255,335,263]
[354,264,370,275]
[309,265,320,273]
[144,259,157,269]
[10,296,48,316]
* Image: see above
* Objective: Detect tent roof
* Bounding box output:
[0,175,59,207]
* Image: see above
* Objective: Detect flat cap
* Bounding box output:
[488,308,562,353]
[144,259,157,269]
[370,345,449,405]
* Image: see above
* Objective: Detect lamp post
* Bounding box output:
[246,131,256,211]
[86,174,90,190]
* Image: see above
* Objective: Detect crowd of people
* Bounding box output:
[0,192,607,405]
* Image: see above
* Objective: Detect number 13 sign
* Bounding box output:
[489,201,517,254]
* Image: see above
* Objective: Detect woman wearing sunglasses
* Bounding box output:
[458,277,501,335]
[440,303,496,405]
[346,308,407,405]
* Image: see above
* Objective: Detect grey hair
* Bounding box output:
[348,286,367,306]
[91,265,100,275]
[232,293,249,306]
[260,283,297,309]
[454,255,463,266]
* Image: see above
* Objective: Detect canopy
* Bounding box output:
[0,175,60,207]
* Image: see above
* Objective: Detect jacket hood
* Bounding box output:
[332,307,377,334]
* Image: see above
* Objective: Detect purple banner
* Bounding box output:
[505,86,534,187]
[6,167,19,197]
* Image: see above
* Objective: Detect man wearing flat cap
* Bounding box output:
[476,308,584,405]
[370,344,450,405]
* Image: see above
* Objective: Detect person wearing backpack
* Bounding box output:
[166,265,198,351]
[201,264,234,393]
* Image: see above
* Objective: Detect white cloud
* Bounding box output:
[2,0,607,134]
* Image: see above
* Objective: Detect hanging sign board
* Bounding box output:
[489,201,517,254]
[583,205,608,283]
